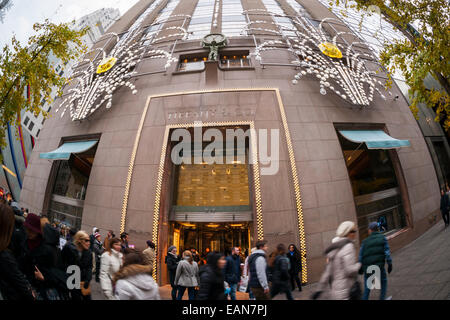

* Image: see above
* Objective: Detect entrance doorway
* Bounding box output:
[169,222,252,263]
[166,125,254,262]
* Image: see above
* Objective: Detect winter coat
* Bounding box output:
[114,264,160,300]
[316,238,361,300]
[287,251,302,274]
[0,250,34,300]
[271,255,291,291]
[197,252,226,300]
[248,249,269,289]
[165,252,179,286]
[18,235,64,297]
[142,247,156,267]
[197,265,226,300]
[224,254,241,284]
[175,259,200,287]
[359,232,390,273]
[61,243,93,285]
[100,249,123,300]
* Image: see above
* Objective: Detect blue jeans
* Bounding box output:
[227,283,238,300]
[177,286,196,300]
[363,266,387,300]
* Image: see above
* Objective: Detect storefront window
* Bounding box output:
[337,131,407,239]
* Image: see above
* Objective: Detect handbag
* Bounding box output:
[80,281,91,296]
[349,280,362,300]
[238,276,248,293]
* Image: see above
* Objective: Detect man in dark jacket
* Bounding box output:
[248,240,270,300]
[224,247,241,300]
[359,222,393,300]
[165,245,179,300]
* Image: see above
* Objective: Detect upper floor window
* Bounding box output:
[220,52,251,69]
[178,55,208,72]
[221,0,246,37]
[187,0,216,40]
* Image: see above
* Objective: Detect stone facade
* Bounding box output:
[20,0,441,284]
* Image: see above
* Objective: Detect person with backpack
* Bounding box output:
[165,245,179,300]
[269,244,293,300]
[224,247,241,300]
[312,221,361,300]
[248,240,270,300]
[359,221,393,300]
[287,243,302,292]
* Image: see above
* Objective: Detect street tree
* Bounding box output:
[0,19,88,148]
[328,0,450,129]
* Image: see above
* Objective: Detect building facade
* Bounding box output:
[20,0,442,285]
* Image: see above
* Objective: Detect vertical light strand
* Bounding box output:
[275,89,308,284]
[151,125,171,281]
[120,96,152,234]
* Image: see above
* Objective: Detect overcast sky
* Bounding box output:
[0,0,140,47]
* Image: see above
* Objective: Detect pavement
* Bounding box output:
[92,220,450,300]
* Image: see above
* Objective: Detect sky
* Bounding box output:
[0,0,140,47]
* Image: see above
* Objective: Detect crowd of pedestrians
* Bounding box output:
[4,184,450,301]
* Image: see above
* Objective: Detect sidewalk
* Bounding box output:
[92,220,450,300]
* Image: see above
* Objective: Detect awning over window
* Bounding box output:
[339,130,410,149]
[40,140,98,160]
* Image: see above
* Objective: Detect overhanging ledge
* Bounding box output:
[39,140,98,160]
[339,130,411,149]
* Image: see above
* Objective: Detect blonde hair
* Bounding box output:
[73,231,89,248]
[250,247,257,254]
[182,250,193,264]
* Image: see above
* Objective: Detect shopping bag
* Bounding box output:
[238,276,248,293]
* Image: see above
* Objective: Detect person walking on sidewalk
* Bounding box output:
[197,252,227,300]
[248,240,270,300]
[440,188,449,227]
[287,243,302,292]
[99,238,123,300]
[359,221,393,300]
[165,245,180,300]
[269,244,293,300]
[313,221,361,300]
[175,250,199,300]
[113,250,160,300]
[142,240,156,269]
[243,247,256,300]
[224,247,241,300]
[92,232,104,283]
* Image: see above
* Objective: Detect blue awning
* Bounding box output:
[40,140,98,160]
[339,130,410,149]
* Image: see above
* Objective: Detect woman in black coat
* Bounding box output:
[197,252,227,300]
[0,203,35,300]
[61,231,93,301]
[20,213,63,300]
[287,243,302,292]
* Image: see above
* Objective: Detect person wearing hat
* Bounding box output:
[358,221,393,300]
[165,245,180,300]
[20,213,62,300]
[313,221,361,300]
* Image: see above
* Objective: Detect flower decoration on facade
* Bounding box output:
[246,10,391,106]
[57,18,186,121]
